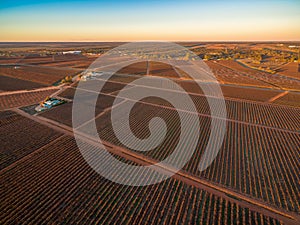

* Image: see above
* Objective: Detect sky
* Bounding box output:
[0,0,299,42]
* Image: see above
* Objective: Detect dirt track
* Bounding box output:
[268,91,289,102]
[0,86,59,97]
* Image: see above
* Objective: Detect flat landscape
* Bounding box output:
[0,42,299,225]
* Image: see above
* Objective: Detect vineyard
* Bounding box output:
[116,61,187,78]
[52,54,86,61]
[58,88,77,100]
[0,57,21,64]
[38,59,95,69]
[205,61,272,88]
[222,96,300,131]
[171,79,280,103]
[39,93,124,127]
[0,135,283,225]
[220,86,281,102]
[148,61,182,78]
[194,121,300,212]
[0,66,80,85]
[77,98,300,213]
[0,88,59,110]
[273,92,300,108]
[104,74,139,84]
[73,74,293,107]
[117,61,148,75]
[0,111,62,169]
[1,42,299,224]
[217,60,300,90]
[277,62,300,80]
[84,80,131,94]
[54,80,300,132]
[0,75,46,91]
[74,67,298,112]
[16,56,54,64]
[109,85,300,131]
[60,81,133,100]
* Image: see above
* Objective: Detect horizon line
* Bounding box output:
[1,40,300,43]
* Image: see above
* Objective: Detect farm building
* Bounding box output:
[62,50,82,55]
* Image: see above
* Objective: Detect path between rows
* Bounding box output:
[0,86,59,96]
[268,91,289,103]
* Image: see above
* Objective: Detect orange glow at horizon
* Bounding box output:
[1,1,299,42]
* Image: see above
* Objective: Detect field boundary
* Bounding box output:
[0,86,59,97]
[268,91,289,103]
[0,134,66,174]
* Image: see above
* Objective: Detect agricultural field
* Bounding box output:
[72,72,289,107]
[220,86,281,102]
[108,74,140,83]
[0,110,62,169]
[194,121,300,212]
[149,61,182,78]
[117,61,148,75]
[69,73,286,106]
[0,135,284,225]
[175,80,205,94]
[58,87,76,100]
[39,93,124,127]
[217,60,300,91]
[277,62,300,80]
[0,65,80,85]
[222,97,300,131]
[175,79,282,102]
[16,56,54,64]
[0,88,58,110]
[205,61,273,88]
[80,80,132,94]
[79,100,300,213]
[107,85,300,131]
[38,60,94,69]
[58,84,131,99]
[0,75,46,91]
[273,92,300,108]
[0,57,22,64]
[1,42,299,225]
[116,61,188,78]
[37,102,74,127]
[58,80,132,100]
[52,54,87,61]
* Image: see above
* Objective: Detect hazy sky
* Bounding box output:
[1,0,299,41]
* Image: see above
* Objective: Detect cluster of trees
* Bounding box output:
[83,48,106,54]
[201,48,298,63]
[60,75,73,84]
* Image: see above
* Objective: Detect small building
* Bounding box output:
[35,97,66,112]
[81,71,103,81]
[62,50,82,55]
